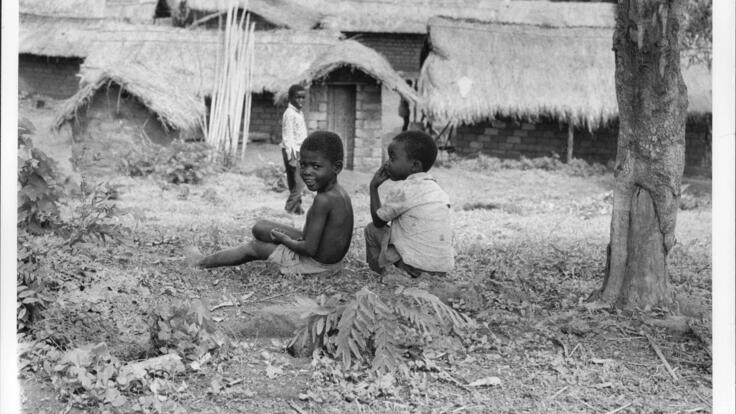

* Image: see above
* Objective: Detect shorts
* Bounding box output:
[268,244,344,276]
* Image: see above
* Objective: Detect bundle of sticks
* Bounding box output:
[206,3,255,159]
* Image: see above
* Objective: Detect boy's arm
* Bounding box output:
[271,195,330,257]
[281,110,297,161]
[370,165,390,227]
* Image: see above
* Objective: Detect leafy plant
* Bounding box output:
[18,119,64,233]
[148,299,229,362]
[17,283,51,332]
[118,140,215,184]
[254,161,288,192]
[288,287,475,375]
[62,181,128,247]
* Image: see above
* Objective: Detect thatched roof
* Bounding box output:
[20,13,127,57]
[275,40,420,105]
[52,23,346,129]
[21,14,342,94]
[55,65,207,132]
[419,17,712,129]
[78,26,342,95]
[20,0,157,22]
[183,0,324,30]
[307,0,616,33]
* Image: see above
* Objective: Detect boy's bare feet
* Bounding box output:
[184,246,205,268]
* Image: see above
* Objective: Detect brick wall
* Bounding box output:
[353,83,384,171]
[454,116,712,176]
[19,54,82,99]
[346,33,425,76]
[248,92,282,142]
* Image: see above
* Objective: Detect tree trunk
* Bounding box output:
[597,0,688,309]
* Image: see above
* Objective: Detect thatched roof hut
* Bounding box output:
[20,0,157,23]
[306,0,615,33]
[419,16,711,129]
[181,0,324,30]
[51,21,358,129]
[275,40,420,104]
[55,65,207,132]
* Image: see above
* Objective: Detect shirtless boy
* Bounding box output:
[189,131,353,275]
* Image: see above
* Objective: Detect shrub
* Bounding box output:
[118,140,215,184]
[61,181,129,247]
[18,119,64,233]
[254,162,288,192]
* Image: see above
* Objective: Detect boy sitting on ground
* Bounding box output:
[188,131,353,276]
[365,131,454,279]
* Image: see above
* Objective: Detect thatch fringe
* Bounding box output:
[309,0,616,33]
[55,65,206,132]
[419,16,711,129]
[275,40,419,105]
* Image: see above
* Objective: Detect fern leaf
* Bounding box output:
[401,288,474,329]
[371,312,401,374]
[335,303,357,368]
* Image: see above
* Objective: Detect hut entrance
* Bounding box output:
[327,85,356,170]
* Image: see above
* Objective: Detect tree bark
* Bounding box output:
[597,0,688,309]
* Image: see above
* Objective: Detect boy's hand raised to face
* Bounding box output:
[370,165,390,188]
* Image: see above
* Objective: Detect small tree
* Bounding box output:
[596,0,689,308]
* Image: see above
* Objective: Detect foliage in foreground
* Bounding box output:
[18,119,64,233]
[289,287,475,375]
[118,140,216,184]
[18,121,129,334]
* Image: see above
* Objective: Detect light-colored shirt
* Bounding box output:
[376,172,454,272]
[281,103,308,160]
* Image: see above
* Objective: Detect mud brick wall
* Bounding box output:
[347,33,425,76]
[352,83,384,171]
[248,92,282,142]
[454,116,711,176]
[19,54,83,99]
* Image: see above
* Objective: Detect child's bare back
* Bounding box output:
[309,183,353,264]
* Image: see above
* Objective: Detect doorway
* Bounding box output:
[326,85,356,170]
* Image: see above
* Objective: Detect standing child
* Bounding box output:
[189,131,353,276]
[281,84,308,214]
[365,131,454,278]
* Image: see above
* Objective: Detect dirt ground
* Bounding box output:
[18,97,713,413]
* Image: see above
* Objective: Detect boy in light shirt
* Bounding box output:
[365,131,454,279]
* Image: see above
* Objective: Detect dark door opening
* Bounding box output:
[326,85,356,170]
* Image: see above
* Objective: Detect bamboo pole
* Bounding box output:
[566,123,574,163]
[240,24,255,158]
[207,2,255,160]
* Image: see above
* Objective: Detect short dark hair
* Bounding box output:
[288,84,305,100]
[301,131,344,165]
[393,130,437,172]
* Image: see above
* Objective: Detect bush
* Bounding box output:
[118,140,215,184]
[18,119,64,233]
[61,181,129,247]
[456,153,610,176]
